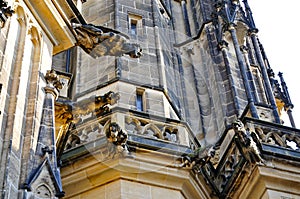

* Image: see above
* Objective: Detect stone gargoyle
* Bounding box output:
[232,120,264,164]
[55,91,120,124]
[174,146,216,170]
[72,23,142,58]
[105,122,130,158]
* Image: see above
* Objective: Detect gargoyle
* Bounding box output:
[232,120,264,164]
[73,91,120,118]
[175,146,216,169]
[105,122,129,157]
[55,91,120,124]
[72,23,142,58]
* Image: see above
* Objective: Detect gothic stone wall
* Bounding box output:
[0,4,56,198]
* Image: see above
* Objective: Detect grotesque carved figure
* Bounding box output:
[106,122,129,157]
[175,146,216,170]
[232,120,264,164]
[73,23,142,58]
[73,91,120,118]
[56,91,120,124]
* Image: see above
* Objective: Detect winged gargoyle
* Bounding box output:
[232,120,264,164]
[72,23,142,58]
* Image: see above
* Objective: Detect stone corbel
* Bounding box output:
[183,44,194,55]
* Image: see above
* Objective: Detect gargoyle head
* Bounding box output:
[232,120,244,132]
[103,91,120,105]
[125,43,143,58]
[107,122,120,139]
[94,91,120,105]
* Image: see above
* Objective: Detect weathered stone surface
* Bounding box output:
[0,1,298,199]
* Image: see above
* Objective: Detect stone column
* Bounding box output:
[219,40,241,116]
[249,30,281,123]
[240,45,260,103]
[228,25,258,119]
[180,0,191,37]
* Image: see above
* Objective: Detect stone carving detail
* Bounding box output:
[105,122,129,157]
[0,0,14,27]
[125,116,178,143]
[35,184,52,198]
[232,120,264,164]
[199,118,300,197]
[201,139,244,196]
[73,23,142,58]
[73,91,119,118]
[56,91,120,125]
[254,127,300,151]
[215,146,242,190]
[175,146,216,170]
[64,118,109,150]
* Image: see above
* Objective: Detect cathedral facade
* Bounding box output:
[0,0,299,198]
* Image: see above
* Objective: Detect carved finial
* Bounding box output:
[218,40,229,50]
[44,69,63,90]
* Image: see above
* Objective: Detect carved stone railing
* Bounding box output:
[63,111,196,151]
[63,115,111,150]
[201,136,246,198]
[200,117,300,198]
[60,109,198,165]
[246,117,300,158]
[125,115,179,143]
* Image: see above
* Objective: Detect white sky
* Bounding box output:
[250,0,300,127]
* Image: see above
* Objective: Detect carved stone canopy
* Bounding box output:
[73,23,142,58]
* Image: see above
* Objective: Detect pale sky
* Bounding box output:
[250,0,300,127]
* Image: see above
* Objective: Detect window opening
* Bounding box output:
[128,14,142,36]
[130,19,138,35]
[136,89,145,111]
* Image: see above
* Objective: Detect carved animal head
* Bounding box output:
[125,43,143,58]
[106,122,121,140]
[102,91,120,105]
[232,120,245,132]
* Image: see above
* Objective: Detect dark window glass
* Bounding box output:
[131,21,137,35]
[136,92,143,111]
